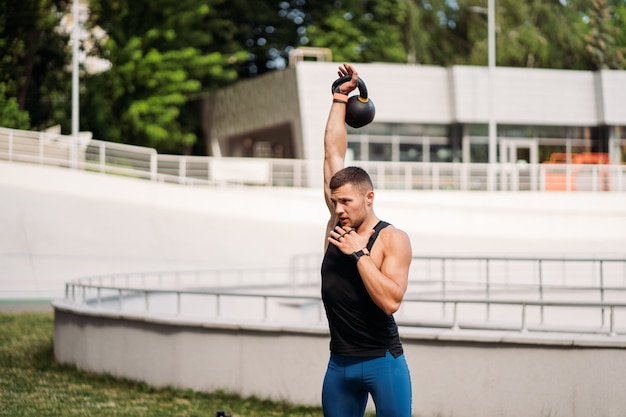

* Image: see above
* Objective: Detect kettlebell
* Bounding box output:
[331,75,376,128]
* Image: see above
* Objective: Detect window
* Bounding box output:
[400,143,422,162]
[346,122,450,163]
[368,142,392,161]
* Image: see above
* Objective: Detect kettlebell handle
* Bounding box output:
[331,74,375,128]
[331,75,369,100]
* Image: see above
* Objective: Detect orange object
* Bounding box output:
[543,152,610,191]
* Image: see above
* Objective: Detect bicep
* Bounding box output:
[323,154,343,212]
[381,230,412,293]
[323,156,342,248]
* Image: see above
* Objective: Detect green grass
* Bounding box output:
[0,312,326,417]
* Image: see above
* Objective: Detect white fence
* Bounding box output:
[1,126,625,191]
[62,255,626,337]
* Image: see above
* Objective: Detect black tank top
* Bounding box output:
[321,220,403,358]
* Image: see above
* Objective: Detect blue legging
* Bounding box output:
[322,351,412,417]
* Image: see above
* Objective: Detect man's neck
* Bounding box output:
[355,216,380,234]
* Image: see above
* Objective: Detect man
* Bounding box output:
[321,62,413,417]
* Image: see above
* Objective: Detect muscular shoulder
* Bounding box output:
[374,224,412,257]
[371,224,412,282]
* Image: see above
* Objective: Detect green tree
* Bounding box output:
[585,0,626,69]
[402,0,592,69]
[487,0,588,69]
[84,0,246,153]
[82,0,410,152]
[4,0,624,154]
[211,0,306,76]
[0,82,30,129]
[0,0,71,131]
[304,0,409,64]
[219,0,410,77]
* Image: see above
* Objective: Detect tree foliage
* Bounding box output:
[402,0,626,70]
[585,0,626,69]
[304,1,408,63]
[83,0,247,153]
[1,0,626,154]
[0,83,30,129]
[0,0,71,130]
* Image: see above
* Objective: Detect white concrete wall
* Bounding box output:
[53,306,626,417]
[494,67,598,126]
[0,162,327,298]
[2,160,626,299]
[452,66,598,126]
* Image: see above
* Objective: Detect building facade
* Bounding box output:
[200,61,626,187]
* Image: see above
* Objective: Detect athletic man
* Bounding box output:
[321,62,413,417]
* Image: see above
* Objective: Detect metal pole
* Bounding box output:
[600,260,605,327]
[487,0,497,188]
[485,259,491,320]
[441,259,447,317]
[71,0,80,169]
[539,259,544,324]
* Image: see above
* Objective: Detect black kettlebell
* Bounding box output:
[331,75,376,128]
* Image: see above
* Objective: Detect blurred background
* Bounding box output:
[2,0,625,155]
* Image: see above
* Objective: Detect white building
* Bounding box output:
[200,56,626,189]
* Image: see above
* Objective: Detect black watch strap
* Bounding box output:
[351,249,368,263]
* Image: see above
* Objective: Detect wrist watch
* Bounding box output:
[351,248,369,263]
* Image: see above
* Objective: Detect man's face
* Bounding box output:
[330,183,372,229]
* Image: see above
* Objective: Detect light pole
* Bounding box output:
[71,0,80,169]
[469,1,497,189]
[487,0,497,168]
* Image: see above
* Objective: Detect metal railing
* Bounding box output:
[61,255,626,336]
[2,126,625,191]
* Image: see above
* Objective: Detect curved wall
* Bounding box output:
[0,162,326,298]
[4,159,625,415]
[2,161,626,299]
[53,302,626,417]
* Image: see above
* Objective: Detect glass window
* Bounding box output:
[399,143,422,162]
[538,145,566,163]
[565,126,587,139]
[348,122,393,136]
[468,124,488,137]
[396,124,424,136]
[369,142,392,161]
[430,144,453,162]
[470,143,489,163]
[535,126,566,139]
[500,125,532,138]
[423,124,448,137]
[348,123,455,162]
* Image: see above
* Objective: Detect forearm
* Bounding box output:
[324,102,348,156]
[357,257,406,315]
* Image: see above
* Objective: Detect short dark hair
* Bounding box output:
[329,166,374,193]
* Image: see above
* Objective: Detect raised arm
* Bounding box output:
[323,64,358,215]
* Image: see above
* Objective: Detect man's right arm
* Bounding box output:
[323,102,347,213]
[323,63,358,214]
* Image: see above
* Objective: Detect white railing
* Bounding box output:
[1,126,625,191]
[62,255,626,336]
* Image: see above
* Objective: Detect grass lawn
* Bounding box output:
[0,311,326,417]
